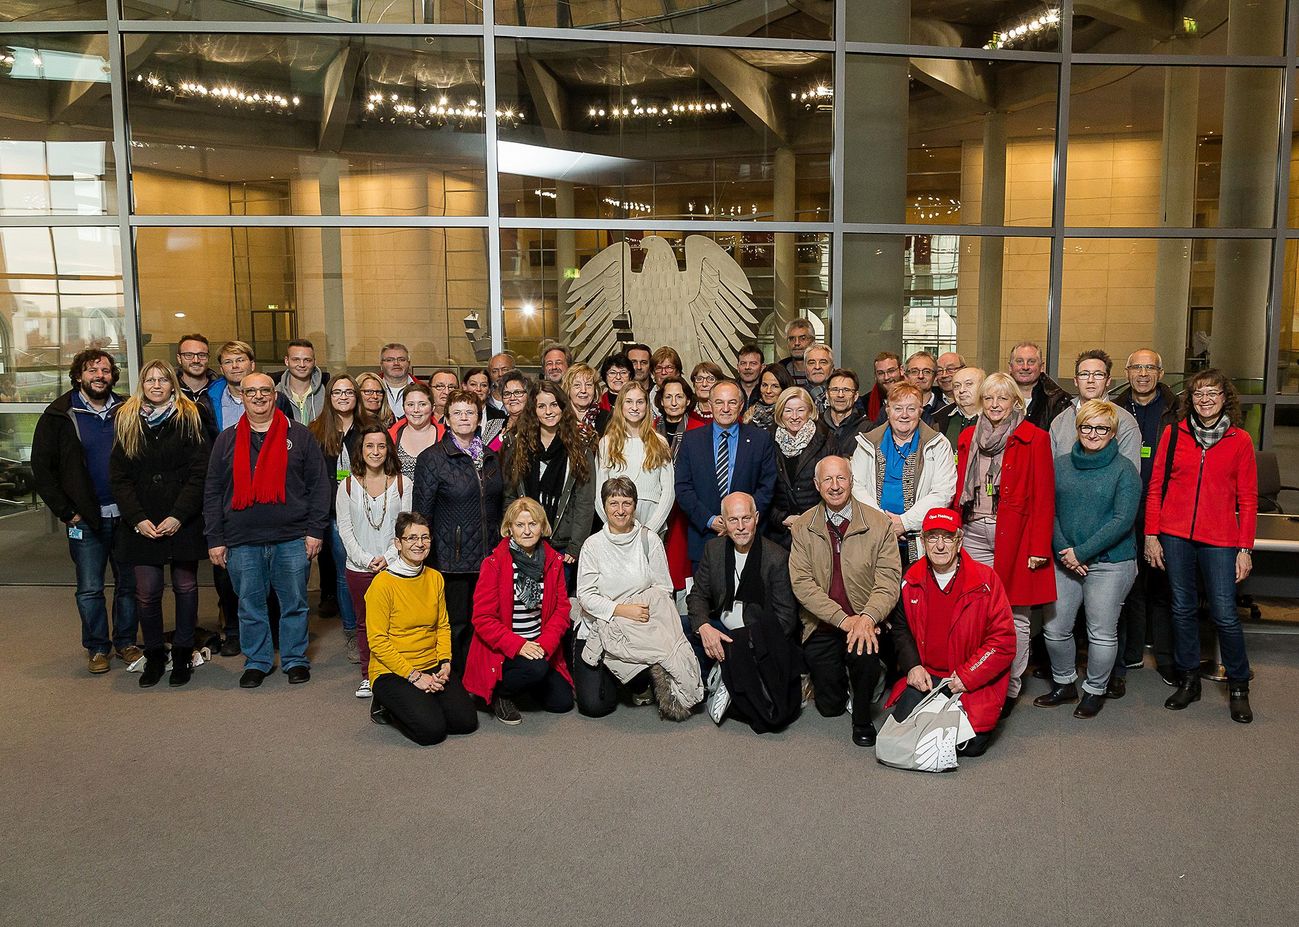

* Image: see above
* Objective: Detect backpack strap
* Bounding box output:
[397,472,405,496]
[1159,421,1179,502]
[345,474,353,496]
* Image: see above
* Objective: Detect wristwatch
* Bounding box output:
[1239,548,1253,556]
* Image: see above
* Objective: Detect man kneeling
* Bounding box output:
[886,509,1015,757]
[687,492,800,732]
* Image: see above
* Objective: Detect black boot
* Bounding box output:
[138,648,167,688]
[169,647,194,687]
[1164,672,1201,710]
[1033,681,1078,708]
[1229,683,1253,724]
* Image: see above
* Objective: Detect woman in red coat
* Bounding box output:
[462,497,573,725]
[886,509,1016,757]
[952,371,1055,705]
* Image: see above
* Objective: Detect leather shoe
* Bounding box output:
[851,724,877,747]
[239,668,267,689]
[1033,682,1079,708]
[1229,684,1253,724]
[999,695,1018,720]
[1105,675,1126,699]
[286,666,310,685]
[1073,692,1105,719]
[219,636,241,658]
[1165,673,1201,710]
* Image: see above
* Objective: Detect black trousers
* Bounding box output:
[500,655,574,713]
[802,625,881,729]
[1116,553,1173,671]
[716,605,801,733]
[568,630,648,718]
[441,572,479,676]
[372,673,478,746]
[214,564,239,635]
[317,536,337,604]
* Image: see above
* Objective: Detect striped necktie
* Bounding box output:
[715,429,730,497]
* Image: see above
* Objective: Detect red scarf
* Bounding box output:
[232,409,289,510]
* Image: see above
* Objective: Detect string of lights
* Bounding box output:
[587,96,732,125]
[133,72,300,114]
[984,8,1061,50]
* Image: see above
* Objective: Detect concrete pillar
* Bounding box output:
[977,111,1007,371]
[773,146,797,358]
[555,181,576,344]
[1153,53,1199,373]
[1209,0,1283,382]
[317,161,347,371]
[841,4,909,375]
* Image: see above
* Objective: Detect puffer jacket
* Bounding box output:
[412,433,505,574]
[766,420,836,548]
[850,421,957,533]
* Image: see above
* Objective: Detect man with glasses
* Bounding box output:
[935,351,966,405]
[487,352,518,412]
[274,339,330,425]
[204,372,331,688]
[1112,348,1180,689]
[804,344,835,412]
[778,318,814,387]
[1049,349,1141,466]
[1008,340,1070,430]
[822,368,869,455]
[903,351,945,424]
[206,340,293,432]
[861,351,903,423]
[379,343,420,419]
[428,369,461,425]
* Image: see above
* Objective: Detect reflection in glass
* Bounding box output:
[847,1,1061,51]
[497,40,831,223]
[0,35,115,216]
[0,226,125,403]
[844,56,1057,226]
[136,227,489,373]
[843,234,1050,381]
[1060,237,1271,390]
[501,227,828,370]
[127,34,488,217]
[1067,66,1283,229]
[1073,2,1284,56]
[497,0,830,40]
[120,0,480,25]
[2,1,108,21]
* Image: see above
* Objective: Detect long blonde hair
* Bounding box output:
[114,359,205,459]
[603,382,671,472]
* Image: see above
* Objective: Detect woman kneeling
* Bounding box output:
[366,512,478,746]
[464,497,575,725]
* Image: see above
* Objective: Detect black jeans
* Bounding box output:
[441,572,479,676]
[1115,552,1174,676]
[135,561,199,650]
[499,655,574,712]
[213,564,239,636]
[717,605,801,734]
[802,625,881,729]
[569,631,648,717]
[372,673,478,746]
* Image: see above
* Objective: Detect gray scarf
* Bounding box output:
[959,408,1025,507]
[1189,411,1230,450]
[775,418,816,458]
[509,540,544,610]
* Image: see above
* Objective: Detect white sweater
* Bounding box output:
[576,523,674,635]
[335,474,414,572]
[595,433,676,533]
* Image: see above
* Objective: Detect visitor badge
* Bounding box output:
[67,524,83,540]
[1141,445,1152,459]
[337,468,351,481]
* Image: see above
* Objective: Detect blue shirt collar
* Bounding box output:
[712,421,739,440]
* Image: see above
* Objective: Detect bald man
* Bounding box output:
[687,492,800,731]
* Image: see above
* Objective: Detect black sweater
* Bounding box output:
[203,419,331,548]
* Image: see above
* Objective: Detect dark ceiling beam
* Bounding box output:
[695,47,790,144]
[1074,0,1177,36]
[317,45,360,152]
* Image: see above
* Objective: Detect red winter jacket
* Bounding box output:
[953,420,1056,606]
[1144,419,1257,549]
[886,552,1016,732]
[462,539,573,701]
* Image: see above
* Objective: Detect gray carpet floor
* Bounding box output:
[3,585,1298,926]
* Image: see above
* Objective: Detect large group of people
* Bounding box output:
[31,324,1261,752]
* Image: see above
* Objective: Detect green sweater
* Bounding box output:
[1052,441,1141,565]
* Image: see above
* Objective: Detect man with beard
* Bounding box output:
[32,349,140,674]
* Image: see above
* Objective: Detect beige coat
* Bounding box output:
[788,499,902,642]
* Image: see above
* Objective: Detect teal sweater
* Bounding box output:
[1052,441,1141,565]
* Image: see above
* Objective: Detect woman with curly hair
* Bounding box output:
[502,380,597,569]
[596,382,675,536]
[1145,369,1257,723]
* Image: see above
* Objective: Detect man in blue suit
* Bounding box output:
[675,379,777,566]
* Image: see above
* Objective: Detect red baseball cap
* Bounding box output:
[921,508,961,533]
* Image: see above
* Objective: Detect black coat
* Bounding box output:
[765,421,836,548]
[108,414,211,565]
[686,535,798,637]
[31,390,127,531]
[502,440,597,559]
[412,433,505,574]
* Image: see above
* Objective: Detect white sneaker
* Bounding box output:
[354,678,372,699]
[706,665,730,725]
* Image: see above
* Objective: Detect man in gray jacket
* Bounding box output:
[275,339,329,424]
[1049,349,1141,468]
[688,492,800,732]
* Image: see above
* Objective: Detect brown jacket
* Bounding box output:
[788,499,902,642]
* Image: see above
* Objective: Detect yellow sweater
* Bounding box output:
[364,567,451,681]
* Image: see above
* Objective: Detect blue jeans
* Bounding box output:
[1161,534,1251,683]
[68,516,138,654]
[1045,559,1136,696]
[227,540,312,673]
[329,521,357,631]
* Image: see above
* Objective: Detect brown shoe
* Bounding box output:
[116,644,143,665]
[88,652,111,674]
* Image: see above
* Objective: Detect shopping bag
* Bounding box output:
[874,684,974,773]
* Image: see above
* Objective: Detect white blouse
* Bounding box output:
[575,523,673,637]
[595,432,675,533]
[335,474,414,572]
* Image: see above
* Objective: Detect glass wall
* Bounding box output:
[6,0,1299,581]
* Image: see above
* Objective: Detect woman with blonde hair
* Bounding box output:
[952,370,1055,711]
[355,371,394,429]
[562,362,603,434]
[596,382,675,536]
[766,385,835,548]
[463,496,574,725]
[108,360,211,688]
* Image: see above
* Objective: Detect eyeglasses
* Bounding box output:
[1078,424,1112,436]
[938,365,962,373]
[1126,364,1161,373]
[359,388,383,397]
[692,375,717,385]
[1075,371,1108,381]
[905,367,935,377]
[178,352,209,361]
[330,389,356,398]
[243,387,275,398]
[503,389,528,399]
[400,534,431,543]
[1192,389,1224,400]
[827,386,856,394]
[142,377,170,386]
